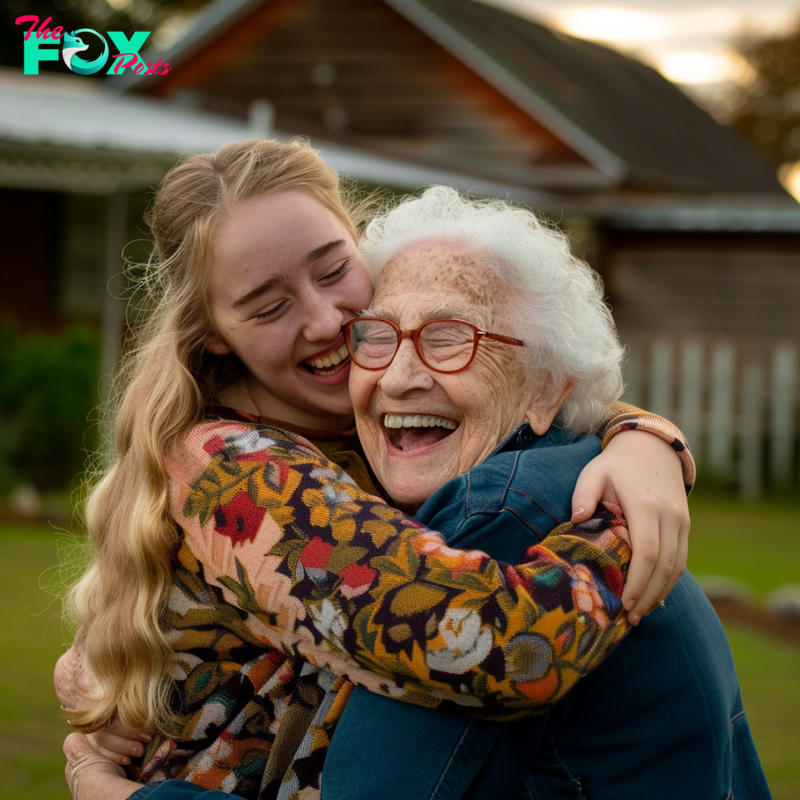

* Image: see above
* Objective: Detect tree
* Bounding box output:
[721,20,800,171]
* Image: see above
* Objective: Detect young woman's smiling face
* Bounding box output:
[206,190,374,430]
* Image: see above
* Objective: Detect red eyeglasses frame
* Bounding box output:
[342,317,525,375]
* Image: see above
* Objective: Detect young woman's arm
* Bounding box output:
[171,418,631,716]
[62,410,686,795]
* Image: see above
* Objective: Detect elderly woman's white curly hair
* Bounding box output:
[359,186,624,434]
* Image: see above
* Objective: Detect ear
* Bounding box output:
[524,379,575,435]
[205,335,231,356]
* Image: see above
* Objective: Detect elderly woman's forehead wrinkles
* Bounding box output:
[448,270,501,310]
[381,249,506,311]
[436,258,506,311]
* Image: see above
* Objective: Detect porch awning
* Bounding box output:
[0,68,549,202]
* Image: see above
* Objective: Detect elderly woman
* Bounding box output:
[322,187,770,799]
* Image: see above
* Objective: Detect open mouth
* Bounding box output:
[383,414,459,452]
[301,342,350,377]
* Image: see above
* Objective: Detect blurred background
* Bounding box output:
[0,0,798,797]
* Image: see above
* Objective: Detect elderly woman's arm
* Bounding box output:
[63,734,139,800]
[583,402,693,623]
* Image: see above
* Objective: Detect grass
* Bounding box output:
[0,524,74,800]
[688,492,800,800]
[726,625,800,800]
[687,492,800,599]
[1,493,799,799]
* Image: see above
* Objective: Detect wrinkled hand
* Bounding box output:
[64,732,139,800]
[55,635,91,711]
[571,430,690,624]
[56,634,152,765]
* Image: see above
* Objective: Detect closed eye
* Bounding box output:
[254,300,287,320]
[321,260,350,282]
[253,259,350,320]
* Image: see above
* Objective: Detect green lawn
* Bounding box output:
[1,496,799,799]
[686,492,800,800]
[0,525,72,800]
[687,493,800,599]
[726,625,800,800]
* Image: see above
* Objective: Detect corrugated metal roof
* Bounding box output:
[0,69,552,200]
[0,70,250,156]
[0,68,252,192]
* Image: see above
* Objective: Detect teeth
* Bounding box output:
[307,343,349,370]
[384,414,458,430]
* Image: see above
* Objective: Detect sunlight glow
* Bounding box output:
[152,15,192,50]
[556,7,667,44]
[658,51,740,86]
[779,161,800,203]
[519,1,783,87]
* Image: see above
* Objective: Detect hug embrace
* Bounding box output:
[57,139,770,800]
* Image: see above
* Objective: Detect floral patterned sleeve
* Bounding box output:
[169,419,631,718]
[600,401,696,494]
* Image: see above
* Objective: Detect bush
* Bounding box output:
[0,321,100,493]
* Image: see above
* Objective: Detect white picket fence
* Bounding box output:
[622,339,799,500]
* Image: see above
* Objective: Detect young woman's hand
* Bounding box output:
[571,430,690,625]
[64,733,141,800]
[86,720,151,766]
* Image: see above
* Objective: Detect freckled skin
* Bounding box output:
[383,244,506,313]
[349,241,570,510]
[206,191,374,430]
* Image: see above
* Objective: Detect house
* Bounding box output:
[108,0,800,361]
[3,0,798,486]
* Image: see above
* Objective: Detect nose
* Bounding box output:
[376,338,435,397]
[301,288,345,343]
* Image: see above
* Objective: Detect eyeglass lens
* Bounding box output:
[348,319,476,371]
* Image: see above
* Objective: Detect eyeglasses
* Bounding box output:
[342,317,525,374]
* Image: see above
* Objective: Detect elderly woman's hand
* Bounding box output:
[55,637,88,711]
[56,640,151,766]
[570,430,690,625]
[64,733,141,800]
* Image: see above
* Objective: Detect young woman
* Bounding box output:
[61,138,693,800]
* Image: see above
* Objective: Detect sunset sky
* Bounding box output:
[483,0,800,88]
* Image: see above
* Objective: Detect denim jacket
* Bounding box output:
[323,425,771,800]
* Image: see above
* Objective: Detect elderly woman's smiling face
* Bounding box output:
[348,241,571,510]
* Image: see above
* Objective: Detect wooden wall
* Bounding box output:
[603,231,800,356]
[150,0,592,185]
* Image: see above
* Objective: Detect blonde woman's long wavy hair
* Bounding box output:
[66,138,359,734]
